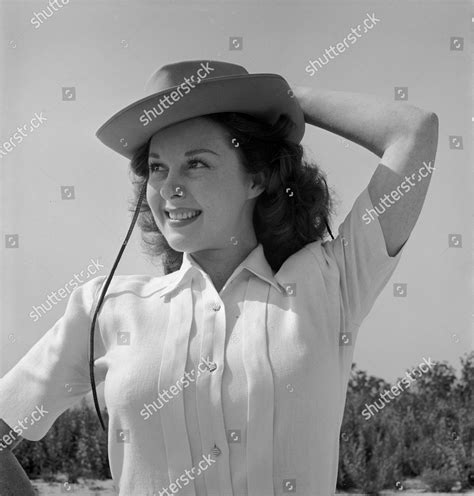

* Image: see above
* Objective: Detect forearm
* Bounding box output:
[0,452,36,496]
[294,86,432,157]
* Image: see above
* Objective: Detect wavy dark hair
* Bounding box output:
[127,112,335,274]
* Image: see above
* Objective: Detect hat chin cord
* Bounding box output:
[89,181,147,431]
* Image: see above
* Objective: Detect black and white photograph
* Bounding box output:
[0,1,472,495]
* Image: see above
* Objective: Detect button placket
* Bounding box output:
[157,286,196,496]
[196,283,233,495]
[208,297,233,495]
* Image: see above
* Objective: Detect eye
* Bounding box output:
[148,158,208,174]
[188,158,208,169]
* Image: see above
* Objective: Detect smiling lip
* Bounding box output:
[165,208,202,218]
[165,210,202,226]
[165,207,201,214]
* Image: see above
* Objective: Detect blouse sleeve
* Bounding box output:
[317,185,408,328]
[0,275,106,442]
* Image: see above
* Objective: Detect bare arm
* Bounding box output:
[0,419,37,496]
[292,86,439,257]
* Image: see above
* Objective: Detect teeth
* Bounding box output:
[168,210,201,220]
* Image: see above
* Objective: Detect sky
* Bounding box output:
[0,0,472,405]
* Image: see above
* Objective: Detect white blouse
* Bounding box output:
[0,186,406,496]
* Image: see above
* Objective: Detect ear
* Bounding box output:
[248,171,266,199]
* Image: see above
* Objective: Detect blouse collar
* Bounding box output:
[159,243,283,298]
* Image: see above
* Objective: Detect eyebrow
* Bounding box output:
[148,148,220,161]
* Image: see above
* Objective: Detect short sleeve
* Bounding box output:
[0,276,106,441]
[318,185,407,327]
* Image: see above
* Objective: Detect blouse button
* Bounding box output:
[210,443,221,457]
[211,302,221,311]
[208,362,217,372]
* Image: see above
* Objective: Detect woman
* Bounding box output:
[0,60,438,496]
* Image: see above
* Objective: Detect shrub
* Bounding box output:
[421,466,459,492]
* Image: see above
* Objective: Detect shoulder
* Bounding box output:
[280,240,326,268]
[274,239,329,282]
[80,272,181,301]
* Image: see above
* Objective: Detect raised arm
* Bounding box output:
[292,86,439,256]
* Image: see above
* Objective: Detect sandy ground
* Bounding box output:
[32,478,117,495]
[30,478,474,495]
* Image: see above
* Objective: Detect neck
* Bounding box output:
[189,238,259,293]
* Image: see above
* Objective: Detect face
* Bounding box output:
[146,116,264,254]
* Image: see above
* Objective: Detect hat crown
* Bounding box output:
[144,60,248,96]
[96,59,305,159]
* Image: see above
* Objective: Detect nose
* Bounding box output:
[159,173,185,201]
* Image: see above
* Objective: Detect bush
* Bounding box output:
[421,466,459,492]
[15,398,110,481]
[336,353,473,492]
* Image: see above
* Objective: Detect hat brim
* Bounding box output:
[95,73,305,160]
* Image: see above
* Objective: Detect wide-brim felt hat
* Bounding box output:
[96,59,305,160]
